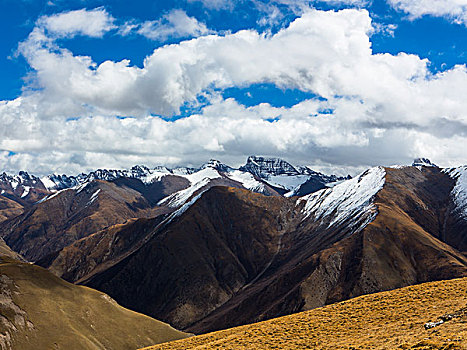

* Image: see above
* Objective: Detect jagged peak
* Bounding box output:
[240,155,300,178]
[200,159,232,172]
[412,158,438,168]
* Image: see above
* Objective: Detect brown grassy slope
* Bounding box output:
[0,257,189,350]
[0,196,23,224]
[143,277,467,350]
[0,238,24,261]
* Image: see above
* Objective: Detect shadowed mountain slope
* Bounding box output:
[39,216,168,284]
[83,187,291,330]
[185,167,467,333]
[142,277,467,350]
[0,256,189,350]
[38,166,467,335]
[0,238,24,261]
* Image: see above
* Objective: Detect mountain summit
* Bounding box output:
[239,156,301,177]
[412,158,438,167]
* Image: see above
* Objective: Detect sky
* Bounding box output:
[0,0,466,175]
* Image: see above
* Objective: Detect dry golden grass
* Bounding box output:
[0,257,189,350]
[143,278,467,350]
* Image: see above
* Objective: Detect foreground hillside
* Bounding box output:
[143,277,467,350]
[0,257,189,350]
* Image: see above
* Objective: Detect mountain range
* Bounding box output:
[0,156,466,348]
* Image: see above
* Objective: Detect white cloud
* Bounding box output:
[388,0,467,25]
[36,7,116,38]
[187,0,235,10]
[136,9,212,41]
[272,0,368,7]
[2,8,467,174]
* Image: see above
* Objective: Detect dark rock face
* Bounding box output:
[290,172,349,197]
[240,156,301,178]
[412,158,438,167]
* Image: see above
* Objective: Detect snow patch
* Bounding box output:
[40,176,58,191]
[139,171,168,184]
[158,167,223,207]
[88,189,101,205]
[182,167,221,184]
[37,188,68,203]
[266,174,310,191]
[75,182,90,193]
[298,167,386,229]
[20,186,30,198]
[159,177,211,208]
[443,166,467,219]
[226,170,266,193]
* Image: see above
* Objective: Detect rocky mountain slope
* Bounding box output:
[0,180,172,262]
[142,277,467,350]
[0,156,344,204]
[0,157,343,262]
[1,157,466,338]
[0,256,189,350]
[36,163,467,334]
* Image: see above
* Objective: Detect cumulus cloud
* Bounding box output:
[187,0,235,10]
[136,9,212,41]
[2,8,467,174]
[388,0,467,25]
[36,7,116,38]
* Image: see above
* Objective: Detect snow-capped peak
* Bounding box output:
[201,159,232,173]
[298,166,386,230]
[0,171,44,196]
[412,158,437,168]
[240,156,300,178]
[443,166,467,220]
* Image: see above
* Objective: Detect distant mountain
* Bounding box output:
[0,256,189,350]
[239,156,348,195]
[0,171,49,208]
[0,156,346,203]
[37,164,467,334]
[240,156,303,177]
[412,157,438,167]
[0,156,345,262]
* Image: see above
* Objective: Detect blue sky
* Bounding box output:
[0,0,466,174]
[1,0,466,99]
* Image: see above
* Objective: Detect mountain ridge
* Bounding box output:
[1,157,467,338]
[35,165,467,335]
